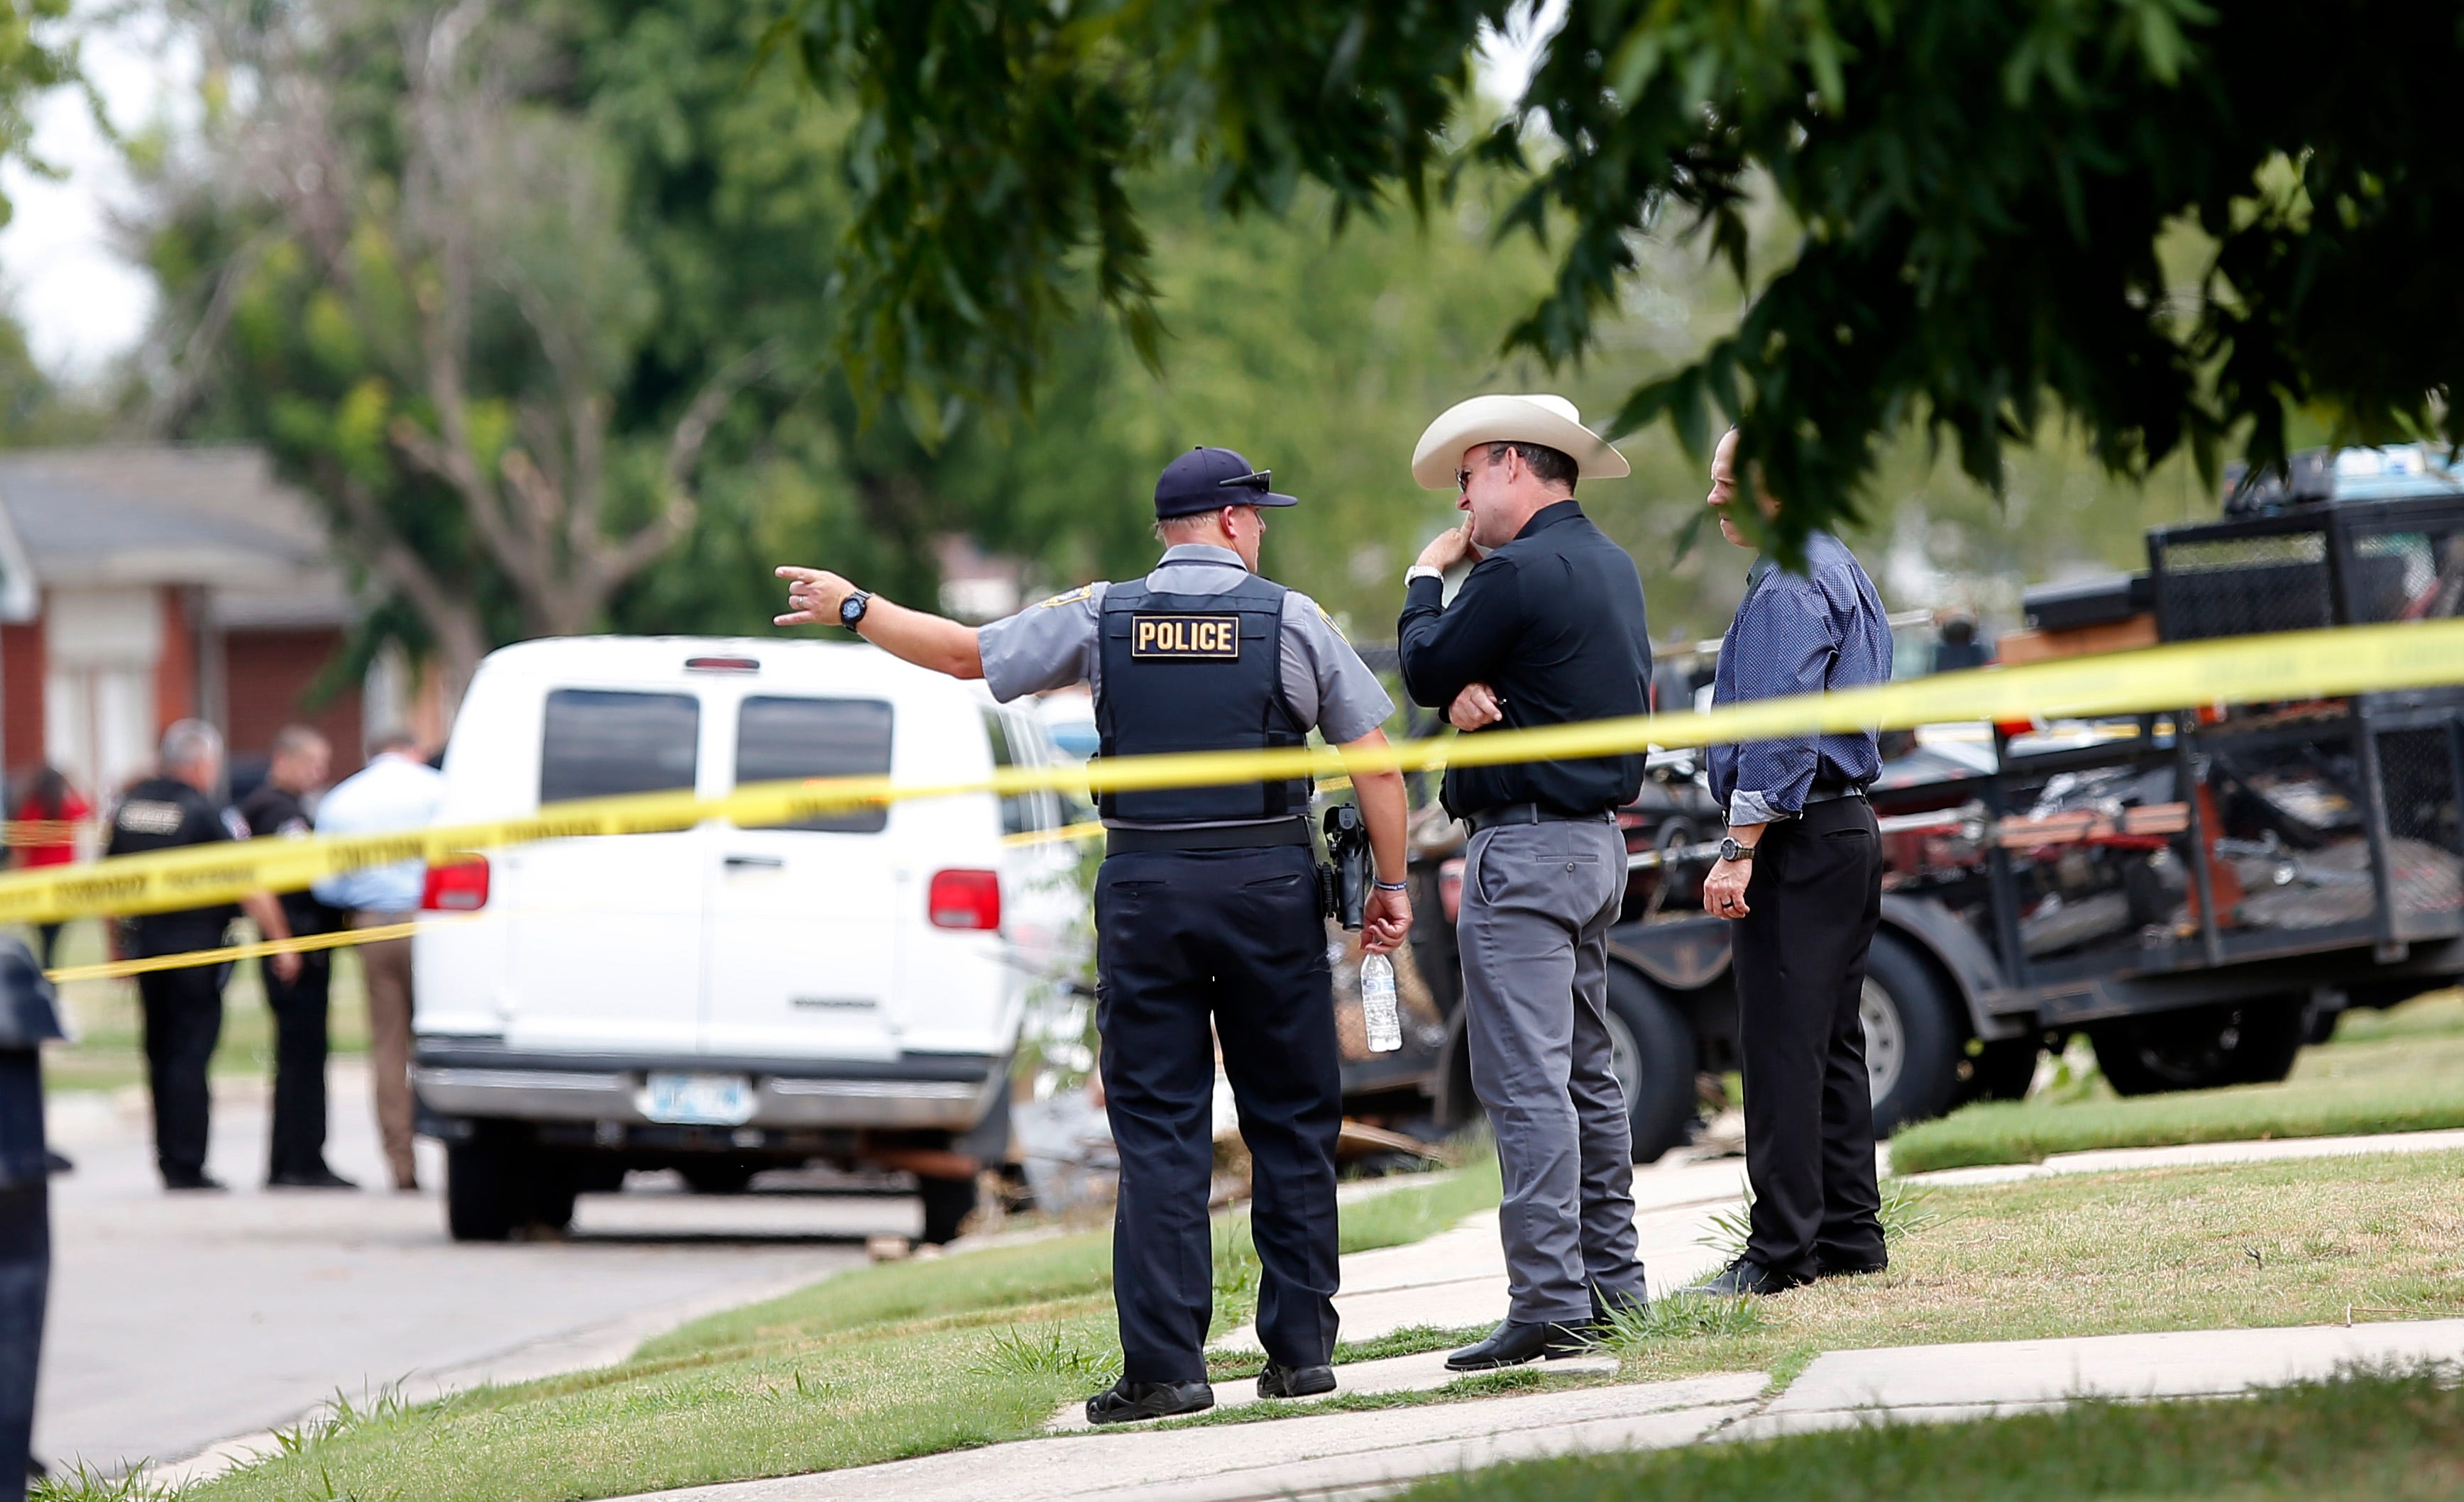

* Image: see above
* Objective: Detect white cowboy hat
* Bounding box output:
[1409,392,1631,490]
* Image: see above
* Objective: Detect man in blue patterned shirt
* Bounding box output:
[1689,427,1896,1297]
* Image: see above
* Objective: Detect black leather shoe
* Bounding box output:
[1814,1257,1887,1281]
[269,1167,360,1191]
[1084,1379,1215,1425]
[162,1171,229,1193]
[1256,1363,1336,1400]
[1679,1257,1803,1298]
[1444,1320,1593,1371]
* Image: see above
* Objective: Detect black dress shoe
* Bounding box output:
[1256,1363,1336,1400]
[1085,1379,1215,1425]
[1678,1257,1803,1298]
[1444,1320,1593,1371]
[269,1167,361,1191]
[162,1171,229,1193]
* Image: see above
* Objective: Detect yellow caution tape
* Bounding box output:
[3,616,2459,929]
[46,922,424,985]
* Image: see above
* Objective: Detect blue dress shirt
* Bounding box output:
[1706,531,1893,826]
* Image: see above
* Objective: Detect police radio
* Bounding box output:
[1320,803,1371,930]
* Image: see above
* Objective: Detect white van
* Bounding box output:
[409,636,1084,1242]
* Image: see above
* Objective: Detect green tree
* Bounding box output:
[141,0,793,698]
[0,0,71,228]
[774,0,2464,558]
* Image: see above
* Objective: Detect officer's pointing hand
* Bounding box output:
[1361,885,1412,955]
[775,566,856,626]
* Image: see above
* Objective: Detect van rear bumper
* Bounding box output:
[409,1042,1003,1132]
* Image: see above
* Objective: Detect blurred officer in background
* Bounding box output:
[237,726,353,1190]
[777,446,1413,1424]
[1395,394,1654,1370]
[1691,426,1893,1297]
[313,731,444,1194]
[105,721,300,1193]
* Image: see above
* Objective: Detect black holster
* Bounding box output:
[1321,804,1370,931]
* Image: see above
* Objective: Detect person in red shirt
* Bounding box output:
[11,766,90,969]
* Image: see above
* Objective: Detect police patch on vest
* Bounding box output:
[1131,614,1242,660]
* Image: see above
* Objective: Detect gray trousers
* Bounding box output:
[1458,817,1647,1324]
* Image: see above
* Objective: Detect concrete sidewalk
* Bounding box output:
[598,1125,2464,1502]
[620,1317,2464,1502]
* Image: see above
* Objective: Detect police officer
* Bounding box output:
[776,447,1412,1423]
[236,725,355,1190]
[105,720,301,1192]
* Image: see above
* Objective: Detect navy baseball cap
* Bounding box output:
[1153,446,1299,519]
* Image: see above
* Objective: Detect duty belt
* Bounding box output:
[1463,803,1617,836]
[1105,819,1312,856]
[1804,777,1873,805]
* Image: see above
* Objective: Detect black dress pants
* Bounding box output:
[136,964,226,1183]
[1095,843,1341,1383]
[262,949,334,1180]
[1733,797,1888,1280]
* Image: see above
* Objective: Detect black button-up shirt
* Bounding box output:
[1397,500,1654,819]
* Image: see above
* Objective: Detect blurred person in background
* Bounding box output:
[312,731,443,1193]
[10,768,89,971]
[1931,608,1992,673]
[237,727,354,1190]
[105,722,301,1193]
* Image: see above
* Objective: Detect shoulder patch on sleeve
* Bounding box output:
[1315,604,1348,641]
[115,800,183,836]
[221,807,253,841]
[1038,585,1096,610]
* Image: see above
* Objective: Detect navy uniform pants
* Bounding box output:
[136,963,226,1183]
[1095,842,1341,1384]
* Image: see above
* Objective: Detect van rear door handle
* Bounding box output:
[724,854,786,870]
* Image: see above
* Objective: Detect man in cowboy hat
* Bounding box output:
[1395,394,1655,1369]
[776,446,1413,1424]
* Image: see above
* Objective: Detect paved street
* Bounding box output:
[38,1062,904,1476]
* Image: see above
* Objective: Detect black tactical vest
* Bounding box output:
[1096,573,1311,824]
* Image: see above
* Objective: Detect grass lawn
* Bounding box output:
[1394,1366,2464,1502]
[1603,1149,2464,1391]
[1890,990,2464,1173]
[19,919,371,1095]
[180,1154,1502,1502]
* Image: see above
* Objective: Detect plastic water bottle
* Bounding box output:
[1360,954,1402,1053]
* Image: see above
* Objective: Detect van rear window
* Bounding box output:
[735,696,895,833]
[540,690,701,804]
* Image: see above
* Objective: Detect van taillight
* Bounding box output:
[928,869,1001,930]
[422,856,490,912]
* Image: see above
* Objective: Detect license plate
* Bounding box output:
[637,1073,756,1127]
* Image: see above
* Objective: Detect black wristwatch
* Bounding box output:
[1720,835,1757,863]
[839,590,874,629]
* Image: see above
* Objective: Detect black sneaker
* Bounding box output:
[1084,1379,1215,1425]
[1256,1363,1336,1400]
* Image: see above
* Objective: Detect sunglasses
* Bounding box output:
[1216,468,1272,491]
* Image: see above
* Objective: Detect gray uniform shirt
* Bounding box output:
[979,544,1395,823]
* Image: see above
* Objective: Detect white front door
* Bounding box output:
[499,688,708,1054]
[702,694,905,1060]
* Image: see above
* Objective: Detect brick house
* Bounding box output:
[0,445,409,813]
